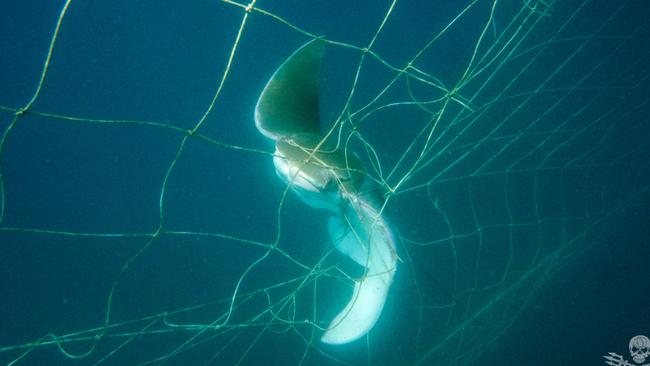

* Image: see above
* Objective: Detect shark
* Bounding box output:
[254,40,398,345]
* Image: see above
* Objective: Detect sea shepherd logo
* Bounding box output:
[604,335,650,366]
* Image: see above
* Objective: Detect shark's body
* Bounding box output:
[254,40,398,345]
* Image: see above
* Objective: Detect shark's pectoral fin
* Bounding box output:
[322,200,397,345]
[328,215,369,267]
[321,271,393,345]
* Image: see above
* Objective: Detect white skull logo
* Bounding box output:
[629,335,650,364]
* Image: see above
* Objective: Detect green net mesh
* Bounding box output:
[1,0,649,365]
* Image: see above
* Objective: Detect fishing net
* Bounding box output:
[1,0,649,365]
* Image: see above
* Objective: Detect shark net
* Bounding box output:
[1,0,649,365]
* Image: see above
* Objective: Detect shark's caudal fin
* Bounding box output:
[254,39,397,345]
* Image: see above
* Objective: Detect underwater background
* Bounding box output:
[1,0,649,365]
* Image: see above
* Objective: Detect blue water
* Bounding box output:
[1,1,649,365]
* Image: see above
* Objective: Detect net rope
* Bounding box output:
[1,0,649,365]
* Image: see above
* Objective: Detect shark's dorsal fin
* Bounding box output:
[255,40,325,140]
